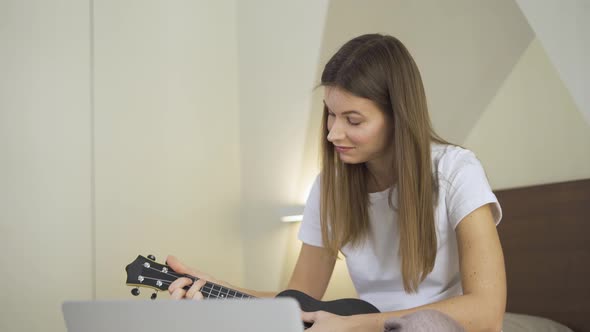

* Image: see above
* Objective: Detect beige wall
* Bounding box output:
[92,0,243,300]
[1,1,243,331]
[0,1,93,331]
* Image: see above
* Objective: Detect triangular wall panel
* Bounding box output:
[464,39,590,190]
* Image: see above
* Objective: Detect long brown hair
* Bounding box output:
[319,34,448,293]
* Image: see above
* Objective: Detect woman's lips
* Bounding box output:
[335,146,354,153]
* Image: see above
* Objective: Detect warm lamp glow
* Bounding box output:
[279,205,305,223]
[281,215,303,223]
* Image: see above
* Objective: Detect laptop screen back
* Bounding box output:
[63,298,304,332]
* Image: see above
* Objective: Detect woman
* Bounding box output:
[168,33,506,332]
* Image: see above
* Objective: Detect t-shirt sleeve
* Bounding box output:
[297,175,324,247]
[443,149,502,229]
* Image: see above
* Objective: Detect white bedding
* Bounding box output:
[503,312,574,332]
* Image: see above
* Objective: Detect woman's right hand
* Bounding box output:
[166,255,215,300]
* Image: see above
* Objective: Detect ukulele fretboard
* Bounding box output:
[198,280,254,299]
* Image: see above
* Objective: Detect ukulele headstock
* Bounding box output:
[125,255,176,299]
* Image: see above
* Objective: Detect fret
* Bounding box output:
[221,287,230,299]
[202,284,252,299]
[211,284,221,298]
[203,285,213,299]
[215,285,223,298]
[216,285,226,299]
[199,281,254,300]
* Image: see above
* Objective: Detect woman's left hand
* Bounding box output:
[301,311,382,332]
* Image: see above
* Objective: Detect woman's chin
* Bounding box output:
[338,155,365,164]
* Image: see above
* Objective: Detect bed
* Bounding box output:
[495,179,590,332]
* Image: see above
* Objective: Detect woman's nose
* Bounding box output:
[327,120,345,142]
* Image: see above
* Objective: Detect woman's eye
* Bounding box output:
[347,118,361,125]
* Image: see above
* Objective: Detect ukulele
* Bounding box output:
[125,255,380,328]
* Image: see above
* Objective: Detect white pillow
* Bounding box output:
[503,312,573,332]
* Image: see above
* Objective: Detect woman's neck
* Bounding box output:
[366,155,396,193]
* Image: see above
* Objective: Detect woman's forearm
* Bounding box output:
[358,294,504,332]
[237,288,278,298]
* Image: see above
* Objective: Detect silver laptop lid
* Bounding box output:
[63,298,304,332]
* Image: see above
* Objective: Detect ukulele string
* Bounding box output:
[143,265,196,282]
[142,266,252,299]
[138,274,209,293]
[139,276,233,298]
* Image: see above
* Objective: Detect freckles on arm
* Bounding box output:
[454,204,507,330]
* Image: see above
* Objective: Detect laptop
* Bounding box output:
[63,298,304,332]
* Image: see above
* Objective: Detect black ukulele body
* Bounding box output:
[276,289,380,328]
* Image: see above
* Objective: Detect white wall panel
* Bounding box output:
[516,0,590,125]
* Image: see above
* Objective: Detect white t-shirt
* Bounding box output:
[298,144,502,312]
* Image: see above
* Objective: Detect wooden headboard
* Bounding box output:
[495,179,590,332]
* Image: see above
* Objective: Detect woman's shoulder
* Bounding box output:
[431,143,483,177]
[431,142,476,160]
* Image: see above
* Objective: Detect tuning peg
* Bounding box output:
[147,254,156,261]
[151,292,158,300]
[131,288,140,296]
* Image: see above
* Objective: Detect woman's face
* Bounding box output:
[324,86,393,165]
